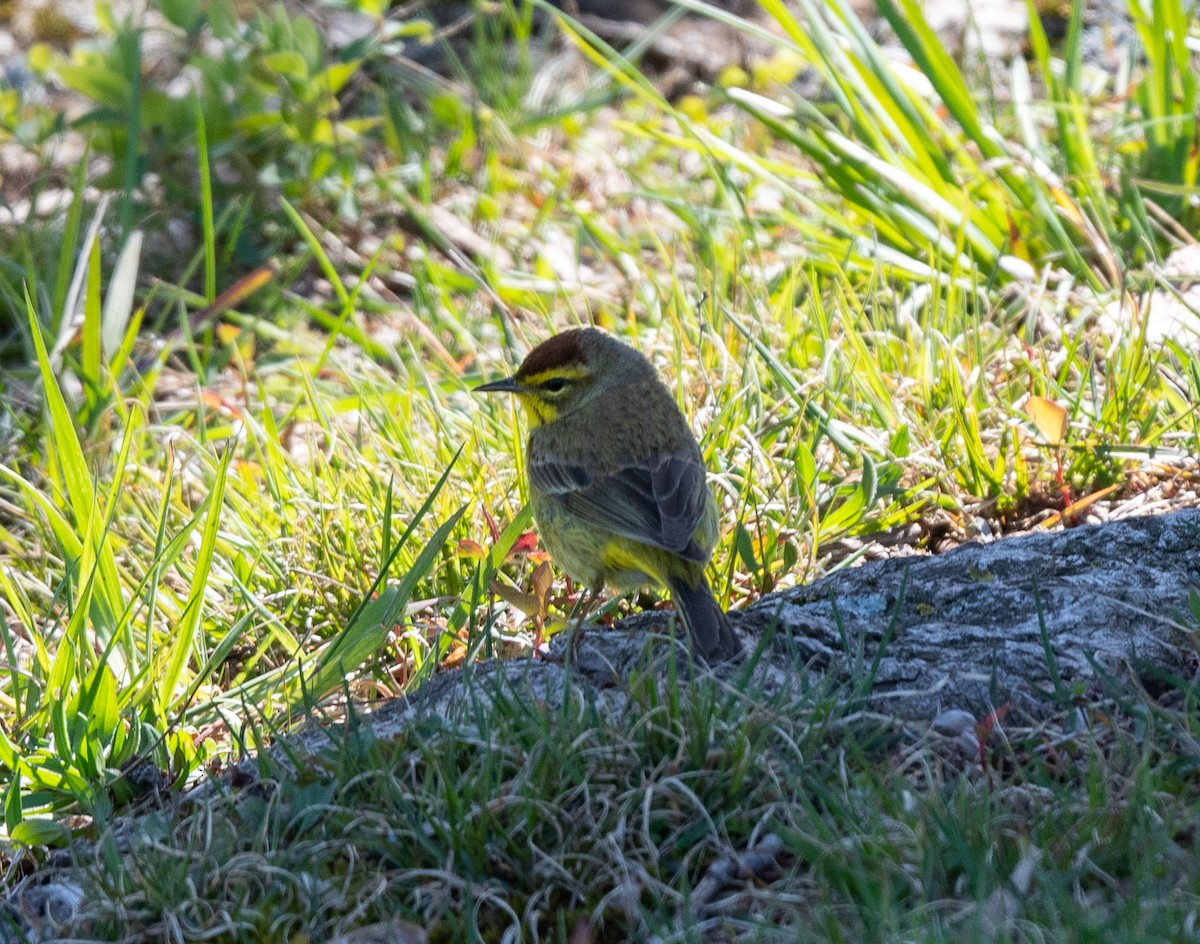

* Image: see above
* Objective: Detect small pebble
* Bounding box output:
[931,708,976,737]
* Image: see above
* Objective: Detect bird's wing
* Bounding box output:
[529,445,711,561]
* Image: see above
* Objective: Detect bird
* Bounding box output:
[474,326,742,664]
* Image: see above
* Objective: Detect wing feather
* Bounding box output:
[529,444,711,562]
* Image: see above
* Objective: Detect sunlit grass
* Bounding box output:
[0,2,1199,924]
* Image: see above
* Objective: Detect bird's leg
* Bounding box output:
[565,583,599,662]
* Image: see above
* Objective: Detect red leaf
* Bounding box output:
[976,704,1010,738]
[457,539,487,560]
[507,530,540,558]
[482,505,501,543]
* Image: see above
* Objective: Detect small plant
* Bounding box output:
[0,215,469,825]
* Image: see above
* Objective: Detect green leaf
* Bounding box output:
[735,523,760,575]
[11,818,71,848]
[82,663,120,744]
[155,0,205,32]
[3,775,21,833]
[820,486,867,535]
[261,50,308,81]
[55,52,128,108]
[314,60,359,97]
[860,455,877,509]
[795,441,817,491]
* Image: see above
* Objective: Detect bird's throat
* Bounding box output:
[519,395,558,428]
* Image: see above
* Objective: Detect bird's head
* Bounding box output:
[473,327,647,427]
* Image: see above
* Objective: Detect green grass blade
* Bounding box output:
[159,445,233,712]
[308,504,467,703]
[25,288,125,649]
[193,95,216,302]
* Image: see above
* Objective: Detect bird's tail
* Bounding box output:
[666,575,742,664]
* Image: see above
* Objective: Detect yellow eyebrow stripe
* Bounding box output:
[519,366,588,386]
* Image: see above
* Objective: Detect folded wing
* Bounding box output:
[529,445,710,563]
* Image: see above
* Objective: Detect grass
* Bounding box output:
[0,0,1199,937]
[55,654,1200,942]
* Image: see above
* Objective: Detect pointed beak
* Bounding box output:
[472,375,522,394]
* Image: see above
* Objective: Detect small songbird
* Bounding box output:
[474,327,742,664]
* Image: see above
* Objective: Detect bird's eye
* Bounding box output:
[542,377,569,393]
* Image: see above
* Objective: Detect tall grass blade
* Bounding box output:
[159,445,232,711]
[25,289,126,656]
